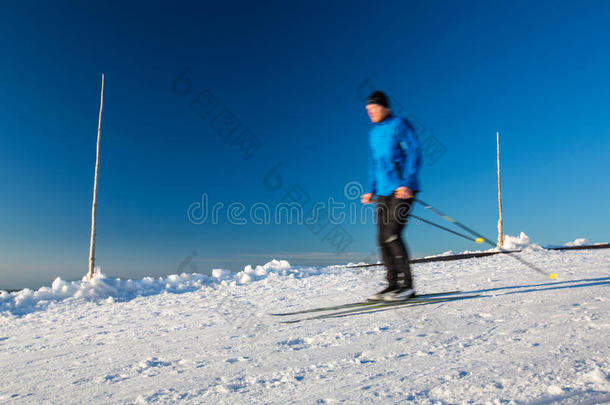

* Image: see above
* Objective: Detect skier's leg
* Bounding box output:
[376,196,398,288]
[383,197,414,289]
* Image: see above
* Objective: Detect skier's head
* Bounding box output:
[366,90,391,123]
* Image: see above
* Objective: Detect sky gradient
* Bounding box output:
[1,0,609,289]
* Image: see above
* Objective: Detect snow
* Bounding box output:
[501,231,542,250]
[565,238,590,247]
[430,231,539,257]
[0,259,293,316]
[1,242,609,404]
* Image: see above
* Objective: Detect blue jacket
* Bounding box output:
[367,115,422,196]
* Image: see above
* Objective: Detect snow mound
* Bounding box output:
[0,259,299,316]
[429,233,540,257]
[0,271,214,316]
[0,258,358,316]
[235,259,291,284]
[501,232,542,250]
[565,238,590,247]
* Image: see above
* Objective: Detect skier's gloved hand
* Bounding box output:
[361,193,374,204]
[394,187,413,199]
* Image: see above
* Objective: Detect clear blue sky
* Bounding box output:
[1,0,609,289]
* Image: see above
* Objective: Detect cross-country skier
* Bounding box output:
[361,91,422,301]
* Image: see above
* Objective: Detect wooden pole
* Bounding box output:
[497,131,503,247]
[88,74,104,280]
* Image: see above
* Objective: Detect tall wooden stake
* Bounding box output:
[88,74,104,280]
[497,131,504,247]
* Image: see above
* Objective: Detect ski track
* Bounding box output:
[1,249,609,404]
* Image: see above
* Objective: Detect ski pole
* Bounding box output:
[414,199,488,242]
[410,214,485,244]
[372,197,483,244]
[414,198,557,279]
[371,198,483,243]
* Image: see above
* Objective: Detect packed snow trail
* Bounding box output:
[1,245,609,404]
[269,290,462,316]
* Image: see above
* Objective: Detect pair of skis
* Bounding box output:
[270,291,480,323]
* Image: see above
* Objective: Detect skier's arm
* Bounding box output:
[396,120,422,191]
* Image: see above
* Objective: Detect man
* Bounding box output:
[361,91,422,302]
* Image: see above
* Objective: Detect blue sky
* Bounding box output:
[1,0,609,289]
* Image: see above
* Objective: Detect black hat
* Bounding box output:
[367,90,389,108]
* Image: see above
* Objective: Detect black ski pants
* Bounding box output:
[376,195,414,289]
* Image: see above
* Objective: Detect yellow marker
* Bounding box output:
[549,273,558,279]
[443,215,456,223]
[475,237,484,244]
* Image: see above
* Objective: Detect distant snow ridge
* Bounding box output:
[0,259,294,316]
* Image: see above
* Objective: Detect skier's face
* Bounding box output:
[366,104,390,123]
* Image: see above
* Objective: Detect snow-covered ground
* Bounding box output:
[1,243,609,404]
